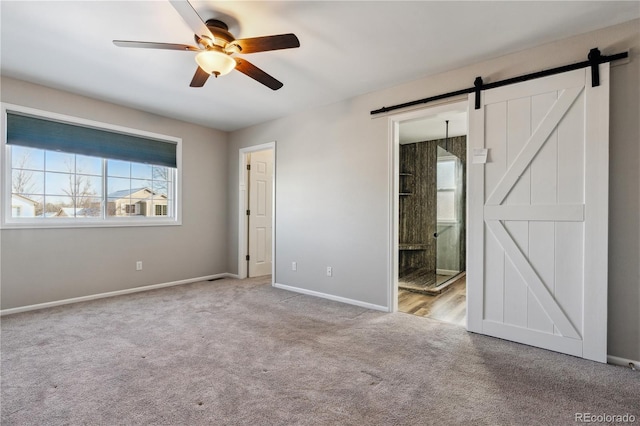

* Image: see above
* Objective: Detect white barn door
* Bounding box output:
[467,65,610,362]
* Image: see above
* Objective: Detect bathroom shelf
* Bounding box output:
[399,172,413,196]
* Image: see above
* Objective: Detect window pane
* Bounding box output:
[108,198,131,217]
[45,151,75,173]
[12,170,44,194]
[76,155,102,176]
[152,166,170,181]
[106,198,122,217]
[437,160,456,189]
[72,174,102,209]
[44,194,74,218]
[437,191,456,221]
[107,159,130,178]
[45,172,73,196]
[152,180,169,197]
[12,145,44,170]
[11,194,42,218]
[131,162,152,180]
[44,194,68,206]
[76,175,103,197]
[76,197,102,217]
[43,196,64,217]
[131,179,152,195]
[107,177,130,193]
[107,176,130,218]
[51,204,101,218]
[126,199,142,216]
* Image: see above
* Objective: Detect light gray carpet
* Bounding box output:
[1,276,638,425]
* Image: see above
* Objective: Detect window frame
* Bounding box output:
[436,155,459,225]
[1,103,182,229]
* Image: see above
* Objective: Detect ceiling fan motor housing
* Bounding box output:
[202,19,238,51]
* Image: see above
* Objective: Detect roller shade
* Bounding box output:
[6,112,177,168]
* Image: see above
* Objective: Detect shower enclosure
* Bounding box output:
[398,136,466,294]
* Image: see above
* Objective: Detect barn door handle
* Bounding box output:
[433,232,439,238]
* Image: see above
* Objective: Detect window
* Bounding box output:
[436,156,459,223]
[155,204,167,216]
[125,204,137,215]
[2,104,181,228]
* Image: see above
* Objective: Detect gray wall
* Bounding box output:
[1,20,637,361]
[1,77,229,309]
[228,19,640,361]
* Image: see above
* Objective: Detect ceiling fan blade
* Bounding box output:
[235,58,283,90]
[169,0,213,39]
[190,66,210,87]
[113,40,199,51]
[234,34,300,54]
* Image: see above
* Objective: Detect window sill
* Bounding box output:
[1,217,181,230]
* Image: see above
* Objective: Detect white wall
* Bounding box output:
[228,19,640,361]
[1,77,229,309]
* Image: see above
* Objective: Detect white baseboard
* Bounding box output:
[0,273,235,316]
[607,355,639,370]
[273,282,389,312]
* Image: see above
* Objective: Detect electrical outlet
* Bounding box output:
[136,261,143,271]
[326,266,332,277]
[292,261,297,271]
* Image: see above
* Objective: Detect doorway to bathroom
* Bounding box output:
[392,101,468,326]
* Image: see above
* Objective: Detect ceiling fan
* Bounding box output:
[113,0,300,90]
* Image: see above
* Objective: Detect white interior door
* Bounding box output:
[248,149,273,277]
[467,65,610,362]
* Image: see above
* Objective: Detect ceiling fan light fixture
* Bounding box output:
[195,49,236,77]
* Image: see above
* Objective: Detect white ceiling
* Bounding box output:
[1,1,638,132]
[399,109,467,145]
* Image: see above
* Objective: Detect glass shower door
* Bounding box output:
[435,146,462,286]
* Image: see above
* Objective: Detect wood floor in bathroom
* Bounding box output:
[398,275,466,327]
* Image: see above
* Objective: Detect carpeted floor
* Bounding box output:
[1,276,638,425]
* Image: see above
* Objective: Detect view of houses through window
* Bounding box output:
[10,145,173,220]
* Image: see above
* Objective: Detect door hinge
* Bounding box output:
[246,209,250,216]
[247,164,251,171]
[246,255,250,261]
